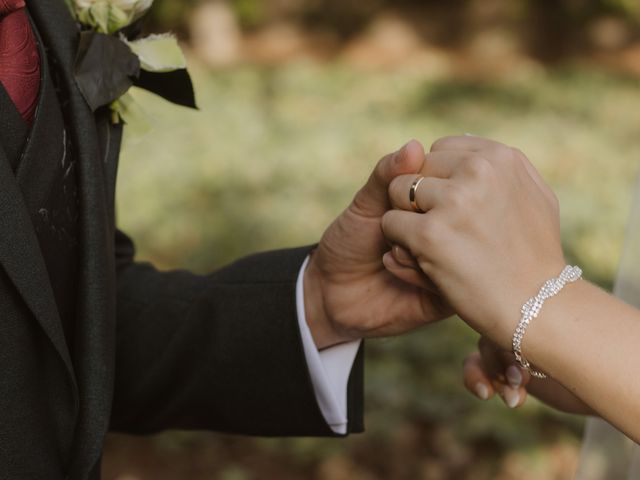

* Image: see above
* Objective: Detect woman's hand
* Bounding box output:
[384,242,594,414]
[464,337,530,408]
[383,135,640,440]
[381,135,566,348]
[464,337,594,414]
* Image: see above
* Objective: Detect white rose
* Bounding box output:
[111,0,153,18]
[73,0,96,9]
[71,0,154,33]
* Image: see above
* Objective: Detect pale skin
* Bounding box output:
[381,135,640,443]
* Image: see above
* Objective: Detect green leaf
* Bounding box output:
[111,90,151,134]
[74,1,139,34]
[125,34,187,72]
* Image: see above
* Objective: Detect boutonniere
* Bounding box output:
[65,0,197,124]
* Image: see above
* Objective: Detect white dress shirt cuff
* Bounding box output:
[296,255,361,435]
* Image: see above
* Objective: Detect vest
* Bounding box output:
[0,19,80,357]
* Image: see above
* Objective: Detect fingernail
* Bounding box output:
[475,382,489,400]
[506,365,523,389]
[503,387,520,409]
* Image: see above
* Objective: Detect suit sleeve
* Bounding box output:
[109,229,364,436]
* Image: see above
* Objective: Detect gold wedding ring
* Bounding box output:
[409,176,426,213]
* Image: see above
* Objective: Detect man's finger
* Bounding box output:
[463,352,496,400]
[388,174,449,212]
[351,139,425,218]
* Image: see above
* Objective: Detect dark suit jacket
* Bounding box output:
[0,1,364,478]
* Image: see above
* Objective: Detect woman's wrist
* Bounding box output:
[488,259,570,351]
[517,277,593,377]
[513,265,583,378]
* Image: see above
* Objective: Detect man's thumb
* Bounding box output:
[352,139,425,217]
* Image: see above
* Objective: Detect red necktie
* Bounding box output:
[0,0,40,125]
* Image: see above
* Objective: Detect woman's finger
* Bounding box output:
[388,175,450,213]
[496,349,532,389]
[465,349,529,408]
[463,352,495,401]
[430,135,506,153]
[478,337,531,408]
[477,337,529,386]
[420,150,477,179]
[477,337,507,381]
[430,134,504,152]
[499,384,529,409]
[381,209,429,257]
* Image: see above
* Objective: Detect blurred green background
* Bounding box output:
[105,0,640,479]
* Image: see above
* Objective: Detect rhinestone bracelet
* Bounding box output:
[512,265,582,379]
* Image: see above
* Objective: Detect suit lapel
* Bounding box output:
[0,9,79,402]
[0,142,76,379]
[28,0,117,474]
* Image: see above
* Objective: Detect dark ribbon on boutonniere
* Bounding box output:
[73,29,197,114]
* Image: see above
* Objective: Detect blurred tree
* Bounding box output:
[231,0,265,28]
[144,0,640,64]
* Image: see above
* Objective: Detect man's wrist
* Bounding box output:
[303,253,349,350]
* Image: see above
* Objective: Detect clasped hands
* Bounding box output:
[305,135,589,413]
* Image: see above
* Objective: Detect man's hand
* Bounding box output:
[304,140,452,349]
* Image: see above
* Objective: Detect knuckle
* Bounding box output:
[509,148,530,172]
[443,184,467,210]
[486,145,516,168]
[463,155,493,179]
[430,136,454,152]
[418,219,436,245]
[417,223,432,245]
[417,216,442,244]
